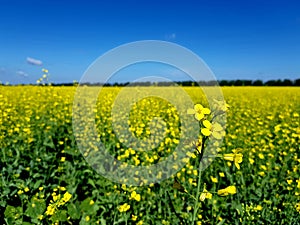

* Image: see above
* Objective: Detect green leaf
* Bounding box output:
[100,218,107,225]
[51,209,67,222]
[4,205,23,225]
[33,180,43,189]
[25,198,46,219]
[67,203,81,220]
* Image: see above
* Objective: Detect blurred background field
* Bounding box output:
[0,86,299,224]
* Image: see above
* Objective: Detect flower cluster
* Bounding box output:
[45,188,72,216]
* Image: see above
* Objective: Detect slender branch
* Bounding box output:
[192,163,202,224]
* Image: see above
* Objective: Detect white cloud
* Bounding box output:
[17,70,28,77]
[26,57,43,66]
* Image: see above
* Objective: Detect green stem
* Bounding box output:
[192,163,202,224]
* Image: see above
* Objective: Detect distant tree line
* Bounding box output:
[64,78,300,86]
[2,78,300,86]
[49,78,300,86]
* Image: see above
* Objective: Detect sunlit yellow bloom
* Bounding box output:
[223,149,243,169]
[187,104,210,121]
[61,192,72,203]
[296,203,300,212]
[130,191,141,201]
[199,188,212,201]
[217,185,237,196]
[219,172,225,177]
[258,153,264,159]
[201,120,224,139]
[210,176,218,183]
[137,220,144,225]
[132,214,138,221]
[46,205,55,215]
[118,203,130,212]
[254,205,263,211]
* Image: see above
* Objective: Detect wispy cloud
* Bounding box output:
[165,33,176,41]
[0,67,5,74]
[17,70,28,77]
[26,57,43,66]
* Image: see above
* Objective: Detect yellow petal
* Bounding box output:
[187,108,195,114]
[203,120,211,129]
[217,189,228,196]
[226,186,237,194]
[195,113,204,121]
[212,131,222,139]
[212,123,223,132]
[235,161,241,170]
[201,128,211,136]
[202,108,211,115]
[223,154,234,161]
[194,104,203,111]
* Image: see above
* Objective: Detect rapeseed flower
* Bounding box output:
[187,104,211,121]
[118,203,130,212]
[217,185,237,196]
[130,191,141,201]
[223,149,243,170]
[201,120,224,139]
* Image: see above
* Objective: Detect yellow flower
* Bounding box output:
[219,172,225,177]
[17,190,24,195]
[62,192,72,203]
[199,188,212,201]
[254,205,263,211]
[217,186,237,196]
[132,214,138,221]
[137,220,144,225]
[213,99,230,112]
[187,104,211,121]
[223,149,243,170]
[296,203,300,212]
[258,153,264,159]
[85,216,90,221]
[201,120,224,139]
[38,214,43,220]
[249,158,254,164]
[130,191,141,201]
[89,200,95,205]
[118,203,130,212]
[46,205,56,215]
[24,187,30,192]
[210,176,218,183]
[60,157,66,162]
[258,171,265,176]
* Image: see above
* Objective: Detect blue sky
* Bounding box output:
[0,0,300,84]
